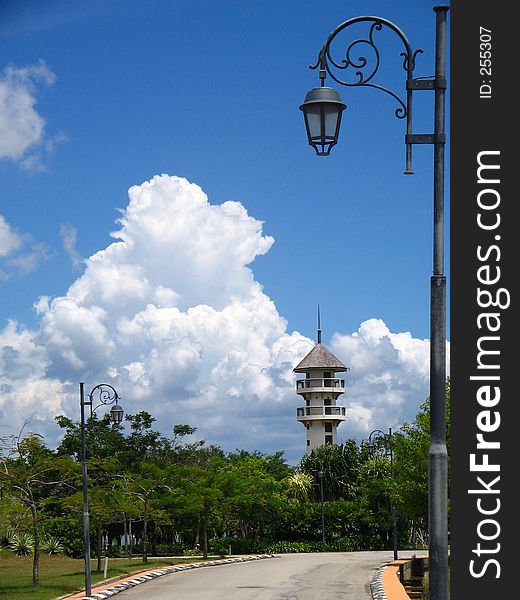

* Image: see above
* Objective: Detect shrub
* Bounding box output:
[209,538,230,556]
[43,516,84,558]
[41,535,64,555]
[104,544,123,558]
[216,537,265,554]
[0,528,17,549]
[264,541,316,553]
[153,543,186,556]
[206,536,385,555]
[9,531,34,555]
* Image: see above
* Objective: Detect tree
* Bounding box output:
[220,454,282,541]
[284,472,314,504]
[169,446,227,558]
[122,412,171,468]
[358,454,392,507]
[62,455,124,569]
[119,462,167,563]
[253,450,293,481]
[55,413,126,462]
[300,440,362,501]
[392,378,451,547]
[111,488,140,557]
[0,429,73,584]
[56,414,131,565]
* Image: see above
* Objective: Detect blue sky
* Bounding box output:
[0,0,449,464]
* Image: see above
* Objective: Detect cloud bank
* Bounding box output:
[0,175,448,463]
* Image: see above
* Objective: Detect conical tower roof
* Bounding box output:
[293,342,348,373]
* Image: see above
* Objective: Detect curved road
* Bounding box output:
[116,550,417,599]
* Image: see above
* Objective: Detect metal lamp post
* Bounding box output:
[317,467,326,543]
[300,7,449,600]
[368,428,398,561]
[80,382,124,598]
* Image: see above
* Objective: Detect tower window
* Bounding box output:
[325,435,333,445]
[324,398,332,406]
[307,439,310,446]
[325,423,333,433]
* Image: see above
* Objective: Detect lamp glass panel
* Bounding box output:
[324,105,341,139]
[110,405,124,424]
[305,105,322,140]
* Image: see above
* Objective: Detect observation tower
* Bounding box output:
[293,309,348,453]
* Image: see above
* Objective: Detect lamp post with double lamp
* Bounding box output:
[368,428,398,561]
[80,382,124,598]
[299,7,449,600]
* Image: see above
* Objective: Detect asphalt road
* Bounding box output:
[115,550,416,599]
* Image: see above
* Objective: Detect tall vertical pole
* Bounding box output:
[80,382,92,598]
[318,468,325,542]
[388,427,398,561]
[429,6,448,600]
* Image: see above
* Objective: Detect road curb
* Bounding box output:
[371,557,426,600]
[66,555,277,599]
[370,564,389,600]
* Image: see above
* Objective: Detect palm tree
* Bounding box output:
[285,472,314,503]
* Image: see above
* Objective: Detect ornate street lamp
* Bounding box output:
[300,7,449,600]
[80,382,123,598]
[368,428,398,561]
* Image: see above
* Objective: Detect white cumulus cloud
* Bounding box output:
[0,320,69,436]
[60,223,84,271]
[330,318,450,441]
[0,214,49,280]
[0,60,64,170]
[0,175,446,463]
[0,215,22,257]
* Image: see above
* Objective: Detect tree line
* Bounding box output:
[0,380,450,585]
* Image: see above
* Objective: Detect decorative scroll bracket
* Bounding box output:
[84,383,120,418]
[311,16,445,173]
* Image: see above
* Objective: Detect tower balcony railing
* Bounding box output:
[296,378,345,392]
[296,406,347,418]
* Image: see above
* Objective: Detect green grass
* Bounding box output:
[0,550,215,599]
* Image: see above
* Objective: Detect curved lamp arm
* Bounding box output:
[367,428,393,458]
[311,16,419,120]
[304,15,435,172]
[88,383,120,415]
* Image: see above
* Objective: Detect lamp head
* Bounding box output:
[300,86,346,155]
[109,403,124,425]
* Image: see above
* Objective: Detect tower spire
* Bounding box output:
[317,304,322,344]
